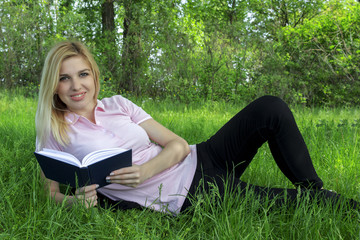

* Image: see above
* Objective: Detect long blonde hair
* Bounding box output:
[36,41,100,150]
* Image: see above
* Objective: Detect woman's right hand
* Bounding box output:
[74,184,99,208]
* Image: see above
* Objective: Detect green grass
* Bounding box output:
[1,91,360,239]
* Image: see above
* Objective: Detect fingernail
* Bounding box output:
[96,184,100,188]
[110,172,114,176]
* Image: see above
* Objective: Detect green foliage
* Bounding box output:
[278,0,360,106]
[248,0,324,39]
[98,77,121,99]
[0,0,47,88]
[1,0,360,106]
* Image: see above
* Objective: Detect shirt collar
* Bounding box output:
[96,99,105,111]
[65,99,105,125]
[65,112,80,124]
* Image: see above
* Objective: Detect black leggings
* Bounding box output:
[181,96,358,211]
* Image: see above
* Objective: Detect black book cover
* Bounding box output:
[34,149,132,188]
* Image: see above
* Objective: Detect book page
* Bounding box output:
[39,149,81,167]
[82,148,129,166]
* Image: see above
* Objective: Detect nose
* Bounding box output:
[71,77,81,91]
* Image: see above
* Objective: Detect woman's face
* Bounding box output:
[56,56,97,118]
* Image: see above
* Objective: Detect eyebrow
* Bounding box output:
[59,68,91,76]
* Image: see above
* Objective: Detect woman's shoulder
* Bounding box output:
[100,95,128,107]
[99,95,137,112]
[100,94,126,103]
[99,95,151,124]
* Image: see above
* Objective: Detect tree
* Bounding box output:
[279,0,360,105]
[120,0,145,94]
[248,0,324,40]
[0,0,51,89]
[101,0,118,78]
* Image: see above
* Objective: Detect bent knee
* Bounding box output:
[251,95,291,119]
[257,95,285,105]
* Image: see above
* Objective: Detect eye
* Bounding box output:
[80,72,89,77]
[59,76,69,81]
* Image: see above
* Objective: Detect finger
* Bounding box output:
[80,190,98,200]
[75,184,99,194]
[110,165,139,176]
[107,177,141,187]
[84,195,98,208]
[106,172,140,183]
[76,192,98,203]
[75,189,98,200]
[85,190,98,199]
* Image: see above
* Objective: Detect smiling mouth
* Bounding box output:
[72,93,84,97]
[71,92,86,100]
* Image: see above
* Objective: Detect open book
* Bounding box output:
[34,148,132,188]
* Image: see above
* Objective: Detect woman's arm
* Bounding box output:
[41,171,98,208]
[106,118,190,187]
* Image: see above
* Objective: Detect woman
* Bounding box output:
[36,41,357,214]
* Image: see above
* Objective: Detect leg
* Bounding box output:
[197,95,323,189]
[181,164,358,212]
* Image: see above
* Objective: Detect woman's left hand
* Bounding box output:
[106,165,147,188]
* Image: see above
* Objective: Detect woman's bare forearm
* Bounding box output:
[107,137,190,187]
[141,138,190,180]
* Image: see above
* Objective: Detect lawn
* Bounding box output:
[1,91,360,239]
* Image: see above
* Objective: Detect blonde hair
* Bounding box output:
[36,41,100,150]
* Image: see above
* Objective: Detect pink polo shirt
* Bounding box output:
[41,95,197,214]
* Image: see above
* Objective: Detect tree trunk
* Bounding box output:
[121,0,143,94]
[101,0,117,76]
